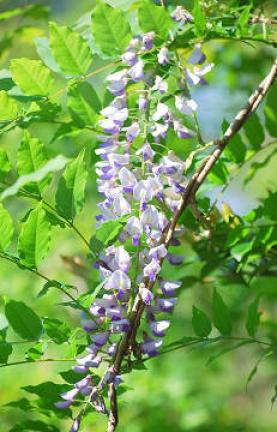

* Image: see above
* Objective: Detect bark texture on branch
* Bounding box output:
[106,57,277,431]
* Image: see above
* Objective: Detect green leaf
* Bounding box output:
[10,59,54,96]
[212,289,232,335]
[222,120,246,164]
[206,340,253,365]
[246,296,261,336]
[17,131,49,195]
[0,204,14,251]
[68,81,100,126]
[25,341,46,361]
[5,398,34,412]
[0,155,68,201]
[43,317,71,344]
[0,341,12,363]
[55,149,88,220]
[91,1,132,55]
[193,0,206,36]
[49,22,92,75]
[271,385,277,410]
[0,148,11,180]
[9,420,59,432]
[237,5,252,32]
[18,204,51,268]
[22,381,71,413]
[5,299,43,340]
[208,159,228,185]
[244,113,265,149]
[34,37,61,74]
[0,90,18,121]
[264,85,277,137]
[138,0,171,40]
[192,305,212,337]
[90,219,126,255]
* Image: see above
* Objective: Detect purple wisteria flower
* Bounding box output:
[171,6,193,24]
[158,47,169,66]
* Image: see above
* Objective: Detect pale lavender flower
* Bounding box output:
[99,119,121,135]
[143,259,161,281]
[125,216,142,245]
[61,388,79,401]
[106,69,128,96]
[55,400,72,409]
[110,318,130,333]
[140,205,160,229]
[138,93,148,111]
[158,47,169,66]
[175,95,197,115]
[139,284,153,305]
[173,120,192,139]
[121,50,137,66]
[113,194,131,216]
[140,336,163,357]
[142,32,155,50]
[150,123,168,140]
[149,320,170,337]
[149,244,167,260]
[155,297,177,313]
[128,60,144,82]
[152,102,169,121]
[114,246,131,272]
[119,167,137,192]
[126,121,140,142]
[171,6,193,24]
[152,75,168,94]
[136,142,155,161]
[188,44,206,65]
[160,280,181,296]
[70,418,81,432]
[91,331,110,347]
[105,269,131,292]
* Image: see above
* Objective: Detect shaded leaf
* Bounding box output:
[192,305,212,337]
[68,81,100,126]
[55,149,88,220]
[206,340,253,365]
[43,317,71,344]
[5,299,43,340]
[244,113,265,150]
[34,37,61,74]
[264,85,277,137]
[0,155,68,201]
[246,296,261,337]
[0,341,12,363]
[212,289,232,335]
[193,0,206,35]
[0,148,11,180]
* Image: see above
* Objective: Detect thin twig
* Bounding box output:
[0,358,75,368]
[107,383,118,432]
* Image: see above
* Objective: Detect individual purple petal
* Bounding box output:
[155,297,177,313]
[114,246,131,272]
[142,32,155,50]
[140,337,163,356]
[158,47,169,66]
[152,102,169,121]
[105,269,131,292]
[55,400,72,409]
[149,320,170,337]
[138,93,148,111]
[136,142,155,161]
[139,284,153,305]
[61,388,79,401]
[188,43,206,65]
[173,120,192,139]
[121,50,137,66]
[119,167,137,192]
[128,60,144,82]
[126,121,140,142]
[152,75,168,94]
[91,331,110,347]
[74,375,91,390]
[106,69,128,96]
[175,95,197,115]
[110,318,130,333]
[149,244,167,260]
[171,6,193,24]
[160,280,181,296]
[143,259,161,281]
[70,418,81,432]
[113,194,131,216]
[167,253,184,265]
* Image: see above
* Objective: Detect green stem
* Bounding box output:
[0,358,75,368]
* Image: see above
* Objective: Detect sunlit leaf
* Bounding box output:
[0,90,18,121]
[91,1,132,55]
[10,59,54,96]
[138,0,171,40]
[18,204,51,268]
[68,81,100,126]
[49,22,92,75]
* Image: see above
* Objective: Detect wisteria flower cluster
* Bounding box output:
[55,6,213,428]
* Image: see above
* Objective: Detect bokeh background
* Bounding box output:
[0,0,276,431]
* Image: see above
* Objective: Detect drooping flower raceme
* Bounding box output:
[55,16,213,428]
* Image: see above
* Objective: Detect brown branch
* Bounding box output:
[251,16,277,25]
[105,57,277,431]
[107,383,118,432]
